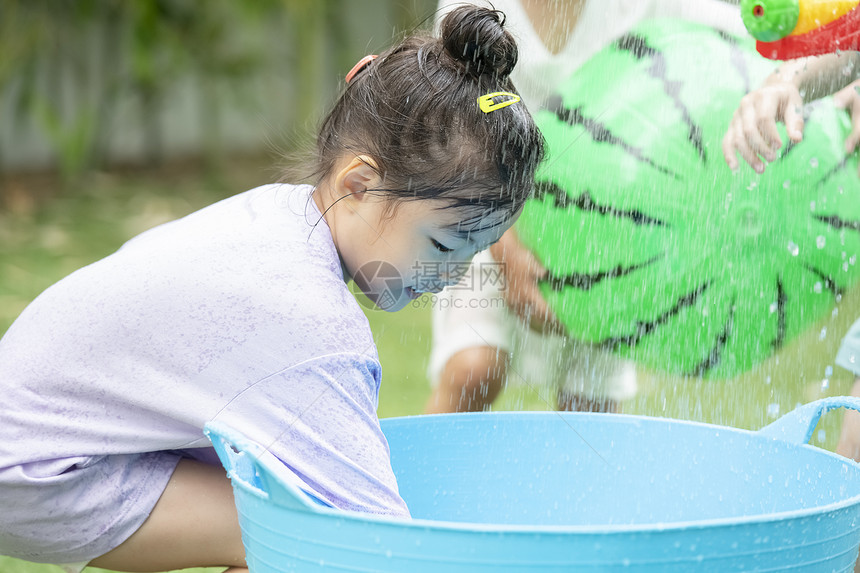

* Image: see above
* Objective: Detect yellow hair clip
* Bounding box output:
[478,92,521,113]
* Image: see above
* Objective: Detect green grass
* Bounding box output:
[0,559,221,573]
[1,159,859,572]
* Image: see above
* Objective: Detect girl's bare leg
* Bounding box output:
[89,459,246,572]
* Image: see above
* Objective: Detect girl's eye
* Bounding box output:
[431,238,454,253]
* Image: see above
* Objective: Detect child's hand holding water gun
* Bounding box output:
[728,1,860,173]
[722,53,860,173]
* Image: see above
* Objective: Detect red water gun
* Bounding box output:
[741,0,860,59]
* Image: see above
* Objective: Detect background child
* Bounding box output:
[721,52,860,465]
[0,6,544,573]
[426,0,746,415]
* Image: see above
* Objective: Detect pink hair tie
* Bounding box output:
[345,55,378,83]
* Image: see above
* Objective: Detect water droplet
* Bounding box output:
[826,365,833,377]
[765,375,772,385]
[820,327,827,340]
[816,235,826,249]
[821,378,830,391]
[814,282,823,294]
[783,180,791,189]
[810,157,819,168]
[787,240,799,256]
[767,403,780,417]
[818,429,827,442]
[810,200,816,211]
[769,302,778,314]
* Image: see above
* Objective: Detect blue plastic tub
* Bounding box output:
[206,397,860,572]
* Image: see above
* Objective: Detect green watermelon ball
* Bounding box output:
[515,18,860,379]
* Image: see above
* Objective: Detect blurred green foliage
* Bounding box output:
[0,0,434,185]
[3,0,258,179]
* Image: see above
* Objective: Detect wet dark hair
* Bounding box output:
[312,5,545,229]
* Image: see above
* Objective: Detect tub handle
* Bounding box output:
[204,421,331,513]
[758,396,860,445]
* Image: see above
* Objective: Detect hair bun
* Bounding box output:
[441,5,518,79]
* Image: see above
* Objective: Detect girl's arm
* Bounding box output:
[722,52,860,174]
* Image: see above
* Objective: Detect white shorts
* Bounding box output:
[0,451,181,564]
[838,318,860,377]
[429,250,637,402]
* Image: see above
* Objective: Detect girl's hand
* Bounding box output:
[832,80,860,170]
[489,229,563,334]
[722,80,805,174]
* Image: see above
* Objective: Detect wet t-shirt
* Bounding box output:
[0,183,409,562]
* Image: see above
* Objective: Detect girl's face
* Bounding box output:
[340,195,515,312]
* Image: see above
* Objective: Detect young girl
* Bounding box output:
[0,6,545,573]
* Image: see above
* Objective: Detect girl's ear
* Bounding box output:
[335,155,382,200]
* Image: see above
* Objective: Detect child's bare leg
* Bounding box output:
[425,346,508,413]
[89,458,246,572]
[837,377,860,463]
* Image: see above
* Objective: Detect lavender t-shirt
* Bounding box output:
[0,184,408,562]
